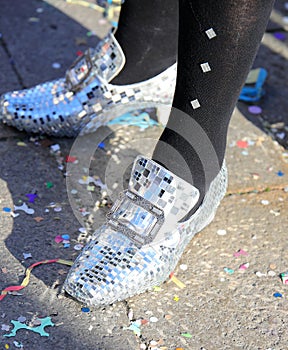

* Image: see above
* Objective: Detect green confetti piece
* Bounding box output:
[181,332,192,338]
[46,182,54,189]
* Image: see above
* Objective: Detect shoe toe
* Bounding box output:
[64,225,169,307]
[0,78,83,135]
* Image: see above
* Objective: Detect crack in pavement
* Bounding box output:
[0,33,25,88]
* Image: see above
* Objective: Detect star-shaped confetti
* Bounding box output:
[26,193,38,203]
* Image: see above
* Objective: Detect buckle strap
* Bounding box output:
[107,190,164,248]
[65,49,94,92]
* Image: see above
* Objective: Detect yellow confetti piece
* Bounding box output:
[170,275,186,289]
[5,344,9,349]
[153,286,163,292]
[17,141,27,147]
[173,295,180,302]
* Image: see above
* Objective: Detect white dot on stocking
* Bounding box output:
[205,28,217,39]
[191,99,201,109]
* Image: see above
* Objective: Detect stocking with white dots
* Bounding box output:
[153,0,274,216]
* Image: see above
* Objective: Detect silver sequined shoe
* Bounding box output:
[63,155,227,307]
[0,33,176,137]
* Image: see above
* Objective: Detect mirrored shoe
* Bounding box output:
[63,155,227,307]
[0,33,176,137]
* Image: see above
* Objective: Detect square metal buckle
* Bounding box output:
[65,49,94,92]
[107,191,164,248]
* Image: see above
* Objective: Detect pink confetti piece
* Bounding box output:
[54,235,64,244]
[233,249,248,258]
[239,263,249,270]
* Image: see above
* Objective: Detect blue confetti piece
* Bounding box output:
[63,243,70,248]
[3,207,11,212]
[108,112,159,129]
[61,234,70,240]
[277,171,284,177]
[273,292,282,298]
[81,307,90,313]
[98,142,105,149]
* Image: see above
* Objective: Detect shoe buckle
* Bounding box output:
[107,190,164,248]
[65,49,94,92]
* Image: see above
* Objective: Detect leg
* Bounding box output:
[113,0,178,84]
[153,0,274,216]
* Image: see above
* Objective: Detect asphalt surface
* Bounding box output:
[0,1,288,350]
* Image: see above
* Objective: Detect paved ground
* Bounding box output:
[0,1,288,350]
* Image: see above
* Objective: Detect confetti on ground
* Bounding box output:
[233,249,248,258]
[55,235,63,244]
[217,229,227,236]
[181,332,192,338]
[3,207,11,213]
[149,317,158,323]
[239,263,249,270]
[81,307,90,313]
[173,295,180,302]
[108,112,159,129]
[280,272,288,285]
[1,324,10,331]
[25,193,37,203]
[52,62,61,69]
[98,142,105,150]
[74,244,84,251]
[0,259,73,301]
[267,270,276,277]
[169,273,186,289]
[179,264,188,271]
[13,341,23,348]
[54,206,62,212]
[23,253,32,260]
[224,267,234,275]
[123,320,142,336]
[17,316,26,323]
[261,200,270,205]
[14,203,34,215]
[46,182,54,189]
[273,292,283,298]
[277,170,284,177]
[28,17,40,22]
[34,217,44,222]
[251,173,260,180]
[50,144,60,152]
[274,32,286,41]
[255,271,266,277]
[16,141,27,147]
[66,156,77,163]
[248,106,262,114]
[4,317,54,337]
[236,140,248,149]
